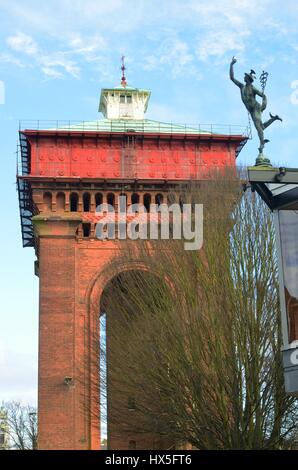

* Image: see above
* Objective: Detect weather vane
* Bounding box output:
[229,57,282,166]
[121,55,127,87]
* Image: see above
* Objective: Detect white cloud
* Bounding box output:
[196,29,251,61]
[6,32,38,56]
[40,55,80,79]
[5,32,80,79]
[41,66,64,79]
[143,31,200,79]
[68,34,107,58]
[1,0,297,81]
[0,52,25,67]
[173,0,272,62]
[0,0,148,36]
[160,41,193,75]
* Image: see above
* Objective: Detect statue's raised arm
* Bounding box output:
[229,57,242,88]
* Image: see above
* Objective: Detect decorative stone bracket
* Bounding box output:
[32,215,82,238]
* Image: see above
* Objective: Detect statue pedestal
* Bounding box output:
[255,152,272,167]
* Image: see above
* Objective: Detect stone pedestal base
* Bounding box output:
[255,152,272,167]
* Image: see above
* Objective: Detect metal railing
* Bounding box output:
[19,120,251,137]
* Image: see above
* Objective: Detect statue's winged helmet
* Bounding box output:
[244,69,256,83]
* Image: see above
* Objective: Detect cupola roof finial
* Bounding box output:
[121,55,127,88]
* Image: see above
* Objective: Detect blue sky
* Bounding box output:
[1,0,298,406]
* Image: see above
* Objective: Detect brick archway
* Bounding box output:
[86,258,154,449]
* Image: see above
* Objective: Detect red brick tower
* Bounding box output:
[17,74,247,449]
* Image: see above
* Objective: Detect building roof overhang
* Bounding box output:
[248,166,298,210]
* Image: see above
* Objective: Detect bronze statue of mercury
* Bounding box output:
[230,56,282,155]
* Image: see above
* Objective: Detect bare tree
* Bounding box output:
[93,173,298,449]
[0,401,38,450]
